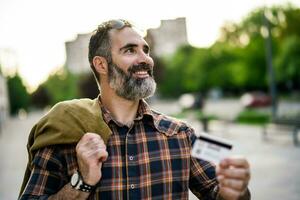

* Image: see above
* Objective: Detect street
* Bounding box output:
[0,100,299,200]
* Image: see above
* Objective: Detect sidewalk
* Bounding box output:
[0,111,299,200]
[189,119,300,200]
[0,111,43,200]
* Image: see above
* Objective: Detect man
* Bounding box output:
[20,19,250,200]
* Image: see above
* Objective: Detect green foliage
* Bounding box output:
[159,45,196,97]
[78,73,99,99]
[171,110,217,121]
[7,73,30,115]
[195,111,218,122]
[41,69,79,106]
[26,4,300,105]
[275,35,300,90]
[30,69,101,108]
[235,109,271,125]
[158,4,300,97]
[170,110,190,119]
[277,5,300,40]
[30,84,51,108]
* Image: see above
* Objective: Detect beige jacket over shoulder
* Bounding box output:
[19,97,112,197]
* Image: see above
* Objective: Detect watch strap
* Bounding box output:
[72,170,95,193]
[76,180,94,192]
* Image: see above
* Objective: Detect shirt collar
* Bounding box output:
[98,96,181,136]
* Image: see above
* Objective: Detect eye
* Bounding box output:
[124,48,135,54]
[143,46,150,55]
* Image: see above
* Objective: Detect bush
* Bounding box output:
[235,109,271,125]
[7,73,30,115]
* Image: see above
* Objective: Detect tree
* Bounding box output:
[275,35,300,91]
[7,73,30,115]
[159,45,198,97]
[218,4,300,92]
[42,68,79,105]
[31,85,51,108]
[78,73,99,99]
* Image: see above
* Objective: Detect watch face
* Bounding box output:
[71,172,79,187]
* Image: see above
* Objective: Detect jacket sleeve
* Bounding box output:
[187,127,219,200]
[19,145,76,199]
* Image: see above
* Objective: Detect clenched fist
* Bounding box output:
[217,157,251,200]
[76,133,108,186]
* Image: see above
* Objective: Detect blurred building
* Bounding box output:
[0,74,9,127]
[65,33,92,74]
[0,48,19,76]
[65,17,188,74]
[145,17,188,57]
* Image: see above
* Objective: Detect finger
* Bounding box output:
[219,160,230,169]
[76,140,97,154]
[216,165,224,175]
[77,139,93,149]
[221,157,250,169]
[217,168,250,180]
[218,177,246,191]
[219,185,242,200]
[81,133,103,145]
[76,133,99,148]
[86,147,108,161]
[87,138,105,149]
[79,136,105,150]
[95,148,109,162]
[99,150,109,162]
[84,144,105,156]
[85,132,102,140]
[216,174,225,184]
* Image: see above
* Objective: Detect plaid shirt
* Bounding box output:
[20,99,218,200]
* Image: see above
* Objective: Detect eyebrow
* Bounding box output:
[119,43,150,52]
[119,43,137,52]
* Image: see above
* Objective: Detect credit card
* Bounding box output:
[191,132,233,164]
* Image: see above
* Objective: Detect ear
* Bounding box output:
[93,56,108,75]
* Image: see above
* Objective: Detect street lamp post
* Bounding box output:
[263,8,278,119]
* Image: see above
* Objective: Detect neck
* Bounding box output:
[100,85,140,126]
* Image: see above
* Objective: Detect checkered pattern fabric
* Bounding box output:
[20,100,218,200]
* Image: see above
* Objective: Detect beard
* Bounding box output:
[107,62,157,101]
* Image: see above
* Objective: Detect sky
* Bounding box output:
[0,0,299,91]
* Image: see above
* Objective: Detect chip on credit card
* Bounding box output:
[191,132,233,164]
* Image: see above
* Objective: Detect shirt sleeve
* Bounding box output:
[19,146,75,200]
[187,127,219,200]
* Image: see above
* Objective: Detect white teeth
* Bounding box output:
[135,71,148,75]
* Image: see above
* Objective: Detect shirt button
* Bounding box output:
[129,156,134,161]
[130,184,135,189]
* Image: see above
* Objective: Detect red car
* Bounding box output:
[240,92,272,108]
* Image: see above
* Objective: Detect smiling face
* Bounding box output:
[106,27,156,101]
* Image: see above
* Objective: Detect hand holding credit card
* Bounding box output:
[191,132,233,164]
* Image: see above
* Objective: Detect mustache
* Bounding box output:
[127,63,153,76]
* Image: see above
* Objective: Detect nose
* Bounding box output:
[137,50,153,66]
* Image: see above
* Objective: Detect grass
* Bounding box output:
[172,108,271,125]
[171,110,190,119]
[195,111,218,121]
[171,109,218,121]
[235,109,271,125]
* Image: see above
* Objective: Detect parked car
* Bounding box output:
[240,92,272,108]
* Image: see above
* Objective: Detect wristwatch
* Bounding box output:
[70,170,95,193]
